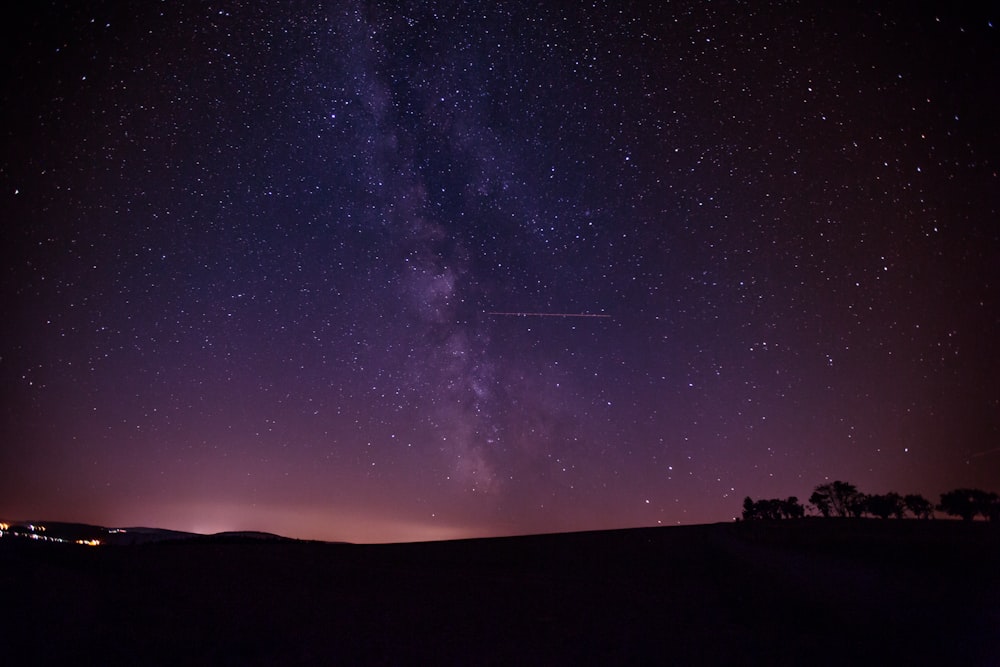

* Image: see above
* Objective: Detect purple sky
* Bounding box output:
[2,2,998,542]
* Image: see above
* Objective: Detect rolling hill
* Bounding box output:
[1,519,997,665]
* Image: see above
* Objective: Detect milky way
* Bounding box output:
[1,2,998,541]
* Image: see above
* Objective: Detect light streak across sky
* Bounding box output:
[484,312,612,319]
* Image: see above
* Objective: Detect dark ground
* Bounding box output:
[2,520,998,666]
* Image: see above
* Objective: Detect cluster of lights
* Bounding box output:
[0,522,102,546]
[2,527,66,543]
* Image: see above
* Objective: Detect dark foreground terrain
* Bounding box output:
[2,520,998,666]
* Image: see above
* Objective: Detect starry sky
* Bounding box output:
[2,2,998,543]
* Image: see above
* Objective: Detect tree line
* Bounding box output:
[741,482,1000,522]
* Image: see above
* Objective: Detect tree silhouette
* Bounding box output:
[984,493,1000,522]
[809,481,860,517]
[938,489,984,521]
[957,489,1000,521]
[866,492,904,519]
[741,484,997,523]
[890,494,906,519]
[903,494,933,519]
[758,499,782,520]
[780,496,805,519]
[808,490,831,517]
[741,496,804,521]
[847,493,869,518]
[744,497,781,520]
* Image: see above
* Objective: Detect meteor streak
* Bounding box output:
[970,447,1000,459]
[484,311,611,319]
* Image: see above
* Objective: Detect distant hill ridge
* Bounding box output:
[0,520,297,546]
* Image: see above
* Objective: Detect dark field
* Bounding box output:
[3,520,998,666]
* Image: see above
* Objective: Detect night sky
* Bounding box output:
[2,2,998,543]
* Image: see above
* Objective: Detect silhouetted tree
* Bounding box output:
[890,493,906,519]
[809,490,831,517]
[847,493,870,518]
[866,492,904,519]
[903,494,933,519]
[965,489,1000,521]
[741,496,805,521]
[762,499,784,520]
[780,496,805,519]
[810,481,861,517]
[938,489,985,521]
[754,499,782,520]
[984,493,1000,522]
